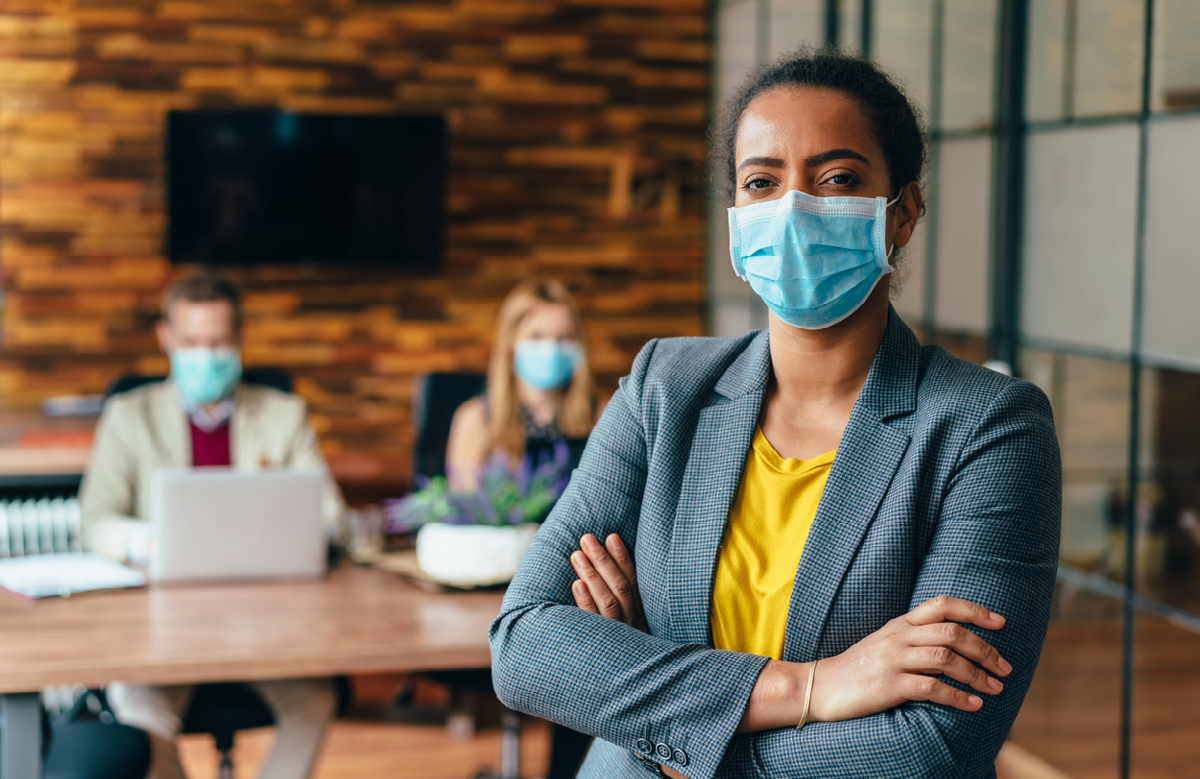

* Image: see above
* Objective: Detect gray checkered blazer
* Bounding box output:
[490,307,1061,779]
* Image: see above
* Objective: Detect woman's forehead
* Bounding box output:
[518,302,573,331]
[736,86,881,162]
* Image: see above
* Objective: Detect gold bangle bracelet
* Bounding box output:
[795,659,818,730]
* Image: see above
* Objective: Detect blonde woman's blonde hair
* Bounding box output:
[487,279,596,460]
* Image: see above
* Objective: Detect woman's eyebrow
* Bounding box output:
[736,156,784,173]
[804,148,872,168]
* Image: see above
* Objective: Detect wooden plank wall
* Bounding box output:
[0,0,711,489]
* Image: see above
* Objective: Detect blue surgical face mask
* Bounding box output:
[514,340,581,390]
[171,348,242,404]
[728,190,898,329]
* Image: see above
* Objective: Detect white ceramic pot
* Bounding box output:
[416,522,540,588]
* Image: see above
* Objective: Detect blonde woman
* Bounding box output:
[443,279,601,779]
[446,279,599,491]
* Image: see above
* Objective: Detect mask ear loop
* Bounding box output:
[882,192,903,260]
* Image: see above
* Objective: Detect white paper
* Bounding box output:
[0,552,145,599]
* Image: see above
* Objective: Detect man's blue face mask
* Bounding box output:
[171,347,242,404]
[514,340,581,390]
[728,190,899,329]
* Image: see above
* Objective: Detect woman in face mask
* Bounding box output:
[489,50,1061,779]
[446,279,598,491]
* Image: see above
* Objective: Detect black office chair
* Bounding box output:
[105,366,294,399]
[412,371,487,480]
[177,677,353,779]
[409,371,591,779]
[42,690,152,779]
[180,684,275,779]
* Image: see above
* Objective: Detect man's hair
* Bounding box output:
[162,271,243,329]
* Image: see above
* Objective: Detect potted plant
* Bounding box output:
[384,442,571,588]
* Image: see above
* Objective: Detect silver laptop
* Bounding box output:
[148,468,327,584]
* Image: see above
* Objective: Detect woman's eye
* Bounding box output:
[742,177,774,191]
[821,172,860,188]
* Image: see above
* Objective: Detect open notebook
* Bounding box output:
[0,552,145,600]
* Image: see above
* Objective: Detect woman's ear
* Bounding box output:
[889,181,924,251]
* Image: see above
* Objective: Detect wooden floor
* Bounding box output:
[177,718,1081,779]
[179,717,552,779]
[180,719,1062,779]
[1007,591,1200,779]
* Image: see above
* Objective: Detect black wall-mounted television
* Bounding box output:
[167,110,445,268]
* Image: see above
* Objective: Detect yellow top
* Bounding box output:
[710,427,836,659]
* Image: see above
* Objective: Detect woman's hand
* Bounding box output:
[741,595,1012,732]
[569,533,648,633]
[810,595,1011,722]
[570,536,679,774]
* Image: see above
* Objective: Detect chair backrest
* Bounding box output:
[105,367,293,399]
[412,371,486,479]
[180,683,275,752]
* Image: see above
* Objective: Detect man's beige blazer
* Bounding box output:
[80,379,345,560]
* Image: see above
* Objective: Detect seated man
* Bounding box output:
[80,271,345,779]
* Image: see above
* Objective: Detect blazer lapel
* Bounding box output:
[781,307,920,662]
[151,380,191,467]
[231,384,260,469]
[668,331,771,645]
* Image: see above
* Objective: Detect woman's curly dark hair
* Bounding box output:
[711,48,928,206]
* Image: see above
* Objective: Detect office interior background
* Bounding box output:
[1,0,1199,777]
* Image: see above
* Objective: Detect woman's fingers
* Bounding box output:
[605,534,648,632]
[905,595,1006,631]
[806,595,1011,723]
[579,534,640,619]
[570,550,623,621]
[605,534,638,587]
[906,646,1003,696]
[910,622,1012,677]
[899,673,985,712]
[570,534,647,631]
[571,579,599,614]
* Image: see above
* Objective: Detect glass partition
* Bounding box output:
[1129,610,1200,775]
[768,0,823,59]
[1073,0,1145,117]
[933,137,991,333]
[1025,0,1070,123]
[1142,115,1200,368]
[891,218,928,325]
[940,0,997,132]
[872,0,934,118]
[1006,583,1125,777]
[1151,0,1200,111]
[1021,125,1139,353]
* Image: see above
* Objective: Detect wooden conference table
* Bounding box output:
[0,568,505,779]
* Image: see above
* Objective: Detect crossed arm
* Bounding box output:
[571,533,1012,778]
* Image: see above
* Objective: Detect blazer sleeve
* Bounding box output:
[718,381,1062,779]
[490,340,770,779]
[79,399,145,560]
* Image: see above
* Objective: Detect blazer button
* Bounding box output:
[635,739,652,753]
[655,743,672,760]
[672,748,688,766]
